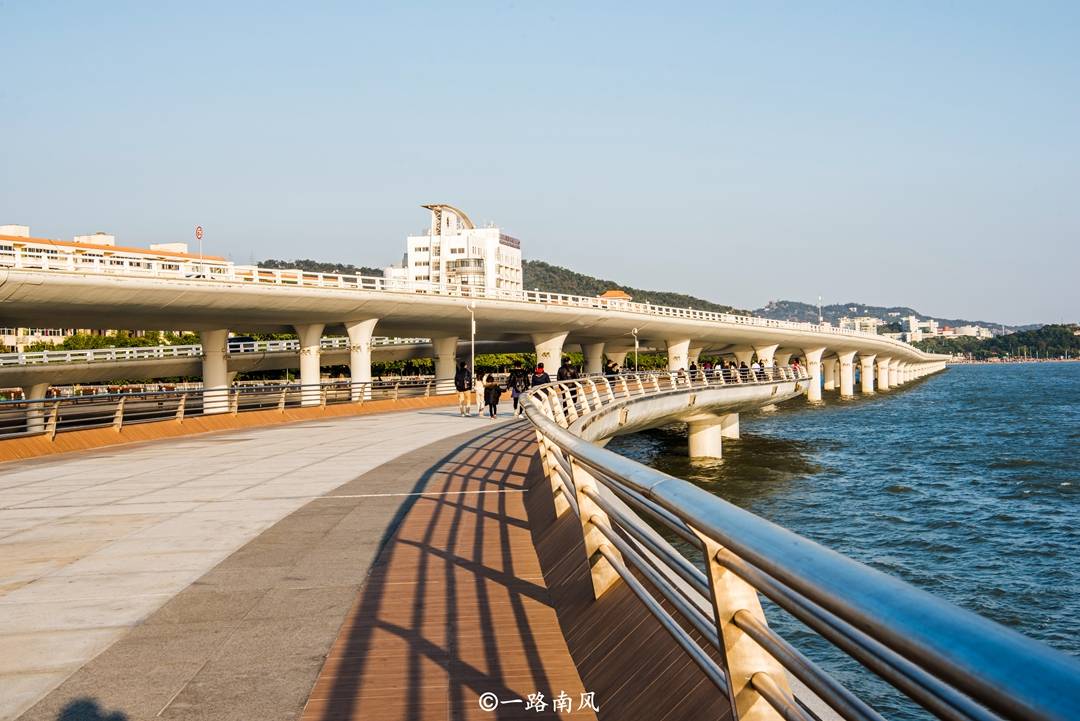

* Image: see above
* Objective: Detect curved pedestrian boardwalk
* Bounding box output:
[300,425,595,721]
[9,416,731,721]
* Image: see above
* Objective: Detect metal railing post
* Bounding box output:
[113,397,125,432]
[534,428,571,517]
[278,386,287,412]
[694,530,792,721]
[570,456,624,599]
[229,390,239,415]
[175,394,186,423]
[46,402,59,440]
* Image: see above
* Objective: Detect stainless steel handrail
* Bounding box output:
[521,371,1080,721]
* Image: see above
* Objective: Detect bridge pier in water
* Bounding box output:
[822,356,837,392]
[861,353,876,393]
[877,356,892,390]
[687,412,739,459]
[838,350,857,397]
[803,347,825,402]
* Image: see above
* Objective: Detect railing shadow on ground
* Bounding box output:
[305,424,577,721]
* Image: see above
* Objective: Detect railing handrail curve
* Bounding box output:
[520,372,1080,721]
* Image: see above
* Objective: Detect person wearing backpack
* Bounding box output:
[454,361,474,416]
[506,359,531,415]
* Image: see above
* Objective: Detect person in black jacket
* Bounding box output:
[557,356,580,414]
[531,362,551,386]
[483,374,502,419]
[454,361,473,416]
[506,359,531,415]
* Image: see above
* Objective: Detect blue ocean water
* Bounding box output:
[606,363,1079,719]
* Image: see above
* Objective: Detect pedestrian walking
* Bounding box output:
[454,361,473,416]
[532,362,551,386]
[506,359,531,415]
[483,374,502,419]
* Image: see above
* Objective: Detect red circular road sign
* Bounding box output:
[195,226,203,240]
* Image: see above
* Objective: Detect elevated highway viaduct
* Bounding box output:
[0,262,947,413]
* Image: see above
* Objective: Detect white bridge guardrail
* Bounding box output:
[0,242,930,356]
[0,336,430,368]
[522,369,1080,721]
[0,377,442,441]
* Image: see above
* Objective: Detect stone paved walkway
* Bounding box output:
[0,408,507,721]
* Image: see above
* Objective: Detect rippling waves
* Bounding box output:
[606,363,1079,720]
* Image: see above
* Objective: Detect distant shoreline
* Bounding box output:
[946,358,1079,365]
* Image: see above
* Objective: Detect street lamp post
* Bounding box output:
[632,328,639,371]
[467,301,478,413]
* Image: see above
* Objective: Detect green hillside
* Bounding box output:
[522,260,748,314]
[754,299,1019,332]
[914,324,1079,359]
[258,258,385,277]
[257,257,747,314]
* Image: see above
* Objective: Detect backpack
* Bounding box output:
[511,369,530,392]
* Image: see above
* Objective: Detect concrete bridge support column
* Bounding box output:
[889,359,901,387]
[838,351,857,398]
[860,354,876,394]
[876,357,892,391]
[754,344,778,368]
[822,357,837,392]
[21,382,50,434]
[432,335,459,396]
[346,319,378,401]
[532,332,568,373]
[606,351,628,371]
[295,323,326,407]
[774,351,792,368]
[666,338,691,371]
[581,343,605,375]
[733,350,754,368]
[688,347,703,369]
[803,347,825,403]
[200,329,230,415]
[687,415,724,459]
[721,413,740,439]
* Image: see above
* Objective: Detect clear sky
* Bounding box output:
[2,2,1077,325]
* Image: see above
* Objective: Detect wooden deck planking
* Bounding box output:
[300,425,597,721]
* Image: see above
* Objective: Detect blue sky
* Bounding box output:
[2,1,1077,325]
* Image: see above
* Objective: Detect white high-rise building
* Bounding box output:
[385,204,522,294]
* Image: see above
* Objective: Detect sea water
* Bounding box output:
[606,363,1079,719]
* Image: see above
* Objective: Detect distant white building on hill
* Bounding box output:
[838,316,884,334]
[385,204,522,294]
